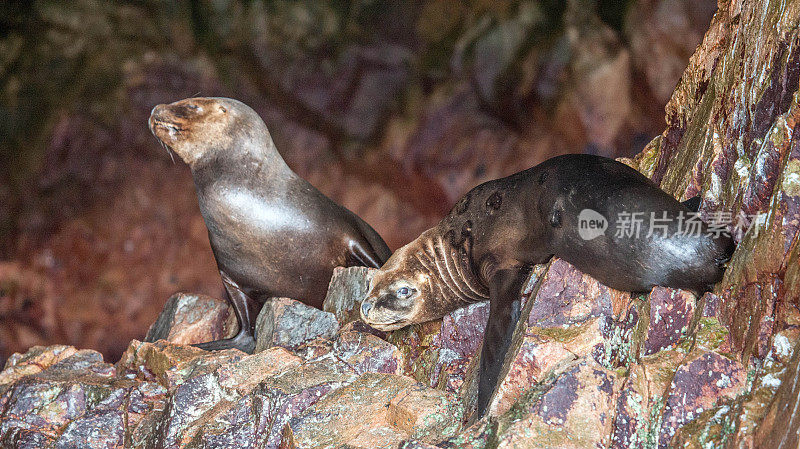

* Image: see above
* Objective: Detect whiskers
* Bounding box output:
[159,140,176,164]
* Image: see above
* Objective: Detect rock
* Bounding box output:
[333,329,404,375]
[255,297,339,352]
[388,383,464,442]
[658,351,746,447]
[398,441,442,449]
[322,266,375,325]
[642,287,697,355]
[144,292,237,345]
[610,350,686,449]
[0,346,158,449]
[388,301,489,393]
[429,301,490,393]
[0,345,79,385]
[485,260,635,416]
[182,354,352,449]
[489,319,603,417]
[282,373,462,448]
[493,357,620,449]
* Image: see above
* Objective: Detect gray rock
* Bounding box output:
[322,266,376,325]
[255,297,339,352]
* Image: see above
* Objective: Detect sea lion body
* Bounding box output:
[361,154,734,417]
[149,97,391,352]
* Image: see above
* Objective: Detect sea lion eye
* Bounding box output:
[397,286,411,298]
[219,106,227,113]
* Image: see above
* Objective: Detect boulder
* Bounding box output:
[322,266,376,326]
[144,292,237,345]
[255,297,339,352]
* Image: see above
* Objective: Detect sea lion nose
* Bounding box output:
[360,301,373,318]
[150,104,165,118]
[149,105,165,130]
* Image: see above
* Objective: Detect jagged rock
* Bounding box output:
[322,266,376,325]
[389,301,489,394]
[282,373,462,449]
[610,350,686,449]
[398,441,441,449]
[657,350,747,447]
[144,292,237,345]
[0,347,152,449]
[333,329,404,375]
[429,301,490,393]
[183,354,356,448]
[642,287,697,355]
[492,357,620,448]
[255,297,339,352]
[486,260,636,416]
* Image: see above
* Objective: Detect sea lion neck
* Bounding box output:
[418,226,490,307]
[189,134,294,186]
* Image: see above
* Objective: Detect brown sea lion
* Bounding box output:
[148,97,391,353]
[360,154,734,417]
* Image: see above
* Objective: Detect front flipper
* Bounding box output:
[192,271,258,354]
[475,267,531,418]
[347,238,389,269]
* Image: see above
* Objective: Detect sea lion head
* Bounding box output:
[148,97,268,167]
[360,229,441,331]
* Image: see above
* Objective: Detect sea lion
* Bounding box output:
[149,97,391,353]
[360,154,734,417]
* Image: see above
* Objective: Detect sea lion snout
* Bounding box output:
[359,300,373,318]
[360,273,423,331]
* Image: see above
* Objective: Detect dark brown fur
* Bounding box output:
[361,154,734,417]
[149,97,391,352]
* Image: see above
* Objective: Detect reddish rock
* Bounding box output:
[658,351,746,447]
[610,350,685,449]
[144,292,237,345]
[489,319,603,417]
[0,345,79,385]
[333,329,404,375]
[0,346,162,449]
[494,358,620,449]
[388,383,465,442]
[487,260,636,416]
[388,300,490,393]
[429,301,489,392]
[255,298,339,352]
[525,259,614,328]
[282,373,462,449]
[643,287,697,355]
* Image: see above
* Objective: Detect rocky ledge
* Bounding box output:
[2,0,800,447]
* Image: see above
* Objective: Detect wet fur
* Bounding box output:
[149,97,391,353]
[362,154,734,418]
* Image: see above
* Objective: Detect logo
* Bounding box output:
[578,209,608,240]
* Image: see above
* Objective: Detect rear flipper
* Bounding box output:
[475,268,531,418]
[192,271,258,354]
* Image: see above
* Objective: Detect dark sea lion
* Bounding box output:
[148,97,391,353]
[360,154,734,417]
